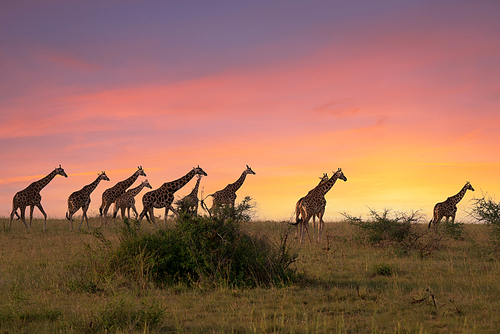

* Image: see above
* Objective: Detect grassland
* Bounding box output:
[1,216,499,333]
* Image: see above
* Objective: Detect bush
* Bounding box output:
[469,195,500,248]
[72,197,297,289]
[342,209,425,253]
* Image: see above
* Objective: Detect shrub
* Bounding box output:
[469,194,500,248]
[342,209,425,253]
[72,197,297,289]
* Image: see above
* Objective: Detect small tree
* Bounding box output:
[342,209,429,255]
[469,194,500,248]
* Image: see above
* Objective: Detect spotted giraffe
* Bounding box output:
[202,165,255,215]
[112,179,152,221]
[428,181,474,228]
[66,171,110,231]
[7,165,68,231]
[99,166,146,226]
[178,174,204,216]
[138,166,207,227]
[294,168,347,244]
[294,173,329,241]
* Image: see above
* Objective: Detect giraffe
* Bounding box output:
[99,166,146,226]
[202,165,255,215]
[294,168,347,244]
[7,165,68,231]
[294,173,329,241]
[112,179,152,221]
[138,166,208,227]
[178,174,204,216]
[428,181,474,228]
[66,171,110,231]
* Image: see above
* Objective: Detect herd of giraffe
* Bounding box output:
[4,164,475,244]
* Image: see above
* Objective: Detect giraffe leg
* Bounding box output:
[18,207,28,230]
[102,204,112,227]
[120,207,126,221]
[317,211,325,243]
[149,208,158,227]
[79,204,89,231]
[8,207,22,230]
[132,205,139,219]
[36,203,48,231]
[164,207,169,227]
[28,205,35,231]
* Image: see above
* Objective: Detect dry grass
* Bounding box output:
[1,216,499,333]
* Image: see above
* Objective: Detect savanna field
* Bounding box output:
[1,204,500,334]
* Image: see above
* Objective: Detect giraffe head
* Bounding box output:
[245,165,256,175]
[319,173,329,184]
[56,164,68,178]
[333,168,347,182]
[142,179,153,189]
[465,181,475,192]
[136,166,147,177]
[193,165,208,176]
[98,171,110,182]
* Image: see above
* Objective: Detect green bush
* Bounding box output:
[72,197,297,289]
[342,209,424,251]
[469,195,500,248]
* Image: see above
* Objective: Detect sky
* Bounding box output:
[1,0,499,224]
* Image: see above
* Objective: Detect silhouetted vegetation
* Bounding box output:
[72,197,297,289]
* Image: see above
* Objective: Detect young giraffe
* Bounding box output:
[7,165,68,231]
[138,166,208,227]
[294,173,329,241]
[428,181,475,228]
[66,171,110,231]
[178,174,204,216]
[202,165,256,215]
[294,168,347,244]
[99,166,146,227]
[112,179,152,221]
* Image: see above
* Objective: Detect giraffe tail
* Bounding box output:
[428,219,433,229]
[290,217,302,226]
[112,211,117,219]
[66,211,70,220]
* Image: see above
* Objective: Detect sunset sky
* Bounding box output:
[1,1,499,224]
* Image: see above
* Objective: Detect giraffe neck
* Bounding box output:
[126,183,147,197]
[229,172,248,192]
[84,175,105,195]
[316,173,340,196]
[30,170,58,193]
[114,171,140,191]
[168,169,197,192]
[188,177,202,198]
[448,185,469,205]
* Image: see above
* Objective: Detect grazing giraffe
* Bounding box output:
[294,168,347,244]
[178,174,204,216]
[294,173,329,241]
[428,181,475,228]
[66,172,110,231]
[112,179,152,221]
[138,166,208,227]
[202,165,256,215]
[7,165,68,231]
[99,166,146,226]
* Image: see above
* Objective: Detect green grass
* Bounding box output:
[1,216,500,333]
